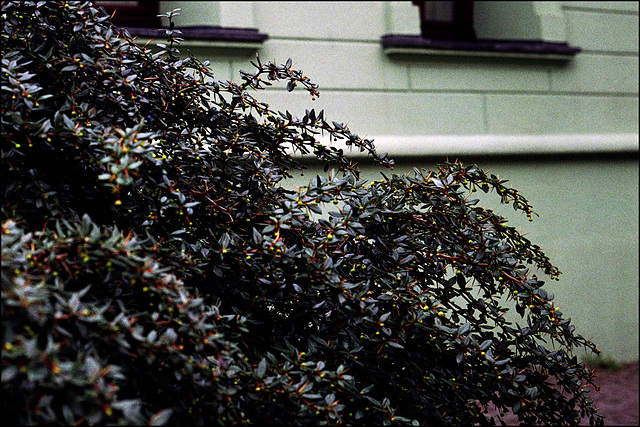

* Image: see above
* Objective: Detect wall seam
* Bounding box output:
[481,94,489,134]
[562,6,639,16]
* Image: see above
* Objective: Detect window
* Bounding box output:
[92,1,268,46]
[93,1,160,29]
[414,1,476,40]
[382,1,580,59]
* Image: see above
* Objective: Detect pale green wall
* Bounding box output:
[153,1,638,362]
[299,156,639,364]
[158,1,638,139]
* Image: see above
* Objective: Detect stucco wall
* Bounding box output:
[160,1,638,146]
[153,1,638,362]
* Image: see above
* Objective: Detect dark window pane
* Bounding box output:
[423,1,455,22]
[414,1,476,40]
[94,1,160,28]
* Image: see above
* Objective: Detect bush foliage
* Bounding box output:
[2,1,603,425]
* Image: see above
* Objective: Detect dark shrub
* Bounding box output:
[2,1,602,425]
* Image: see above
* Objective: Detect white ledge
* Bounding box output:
[293,133,639,158]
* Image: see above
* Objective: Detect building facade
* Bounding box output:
[106,1,639,362]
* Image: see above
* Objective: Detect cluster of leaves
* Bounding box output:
[2,1,603,425]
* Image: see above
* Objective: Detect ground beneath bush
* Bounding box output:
[486,362,638,425]
[587,362,639,426]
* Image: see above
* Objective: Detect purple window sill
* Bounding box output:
[381,34,580,57]
[123,26,268,43]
